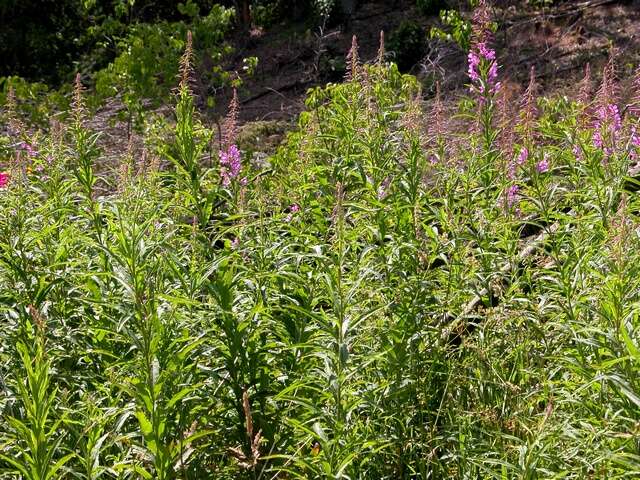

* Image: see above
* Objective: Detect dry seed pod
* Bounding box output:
[345,35,360,82]
[222,88,239,149]
[377,30,385,66]
[179,30,194,92]
[72,73,87,125]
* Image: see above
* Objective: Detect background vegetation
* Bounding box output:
[3,0,640,478]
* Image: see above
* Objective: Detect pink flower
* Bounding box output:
[505,183,519,208]
[592,103,621,154]
[477,42,495,61]
[467,34,499,96]
[507,147,528,180]
[219,144,242,186]
[592,130,604,149]
[536,157,549,173]
[0,172,9,188]
[573,144,583,161]
[285,203,300,222]
[467,51,481,82]
[517,147,528,166]
[488,61,498,84]
[632,127,640,147]
[610,105,622,132]
[19,142,38,158]
[630,128,640,161]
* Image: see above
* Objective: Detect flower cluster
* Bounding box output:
[467,41,500,96]
[0,172,9,189]
[536,156,550,173]
[591,58,621,159]
[18,142,38,158]
[573,144,583,161]
[517,146,528,167]
[505,183,519,209]
[592,103,621,157]
[506,146,527,182]
[285,203,300,222]
[219,144,242,187]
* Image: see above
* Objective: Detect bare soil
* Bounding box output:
[214,0,640,124]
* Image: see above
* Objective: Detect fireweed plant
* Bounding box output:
[4,5,640,477]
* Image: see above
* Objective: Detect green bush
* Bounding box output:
[430,7,473,50]
[93,6,233,129]
[0,76,70,127]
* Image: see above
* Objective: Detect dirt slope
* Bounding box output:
[215,0,640,124]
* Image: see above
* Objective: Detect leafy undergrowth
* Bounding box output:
[3,5,640,478]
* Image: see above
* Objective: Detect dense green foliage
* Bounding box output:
[0,0,226,84]
[3,0,640,475]
[388,21,428,71]
[1,0,453,86]
[92,5,234,126]
[0,0,88,84]
[1,0,238,132]
[3,22,640,476]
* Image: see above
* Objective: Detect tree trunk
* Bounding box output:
[235,0,251,29]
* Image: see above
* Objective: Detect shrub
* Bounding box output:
[93,5,233,130]
[0,76,70,127]
[430,7,473,50]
